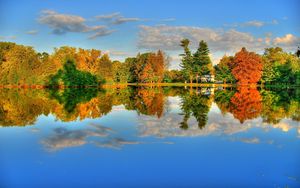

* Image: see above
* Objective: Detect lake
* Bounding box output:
[0,86,299,187]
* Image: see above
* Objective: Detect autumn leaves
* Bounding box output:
[231,48,263,84]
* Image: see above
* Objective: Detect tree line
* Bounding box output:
[0,41,299,86]
[214,47,300,85]
[0,42,167,86]
[178,38,300,85]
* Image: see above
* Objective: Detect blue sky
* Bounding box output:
[0,0,299,68]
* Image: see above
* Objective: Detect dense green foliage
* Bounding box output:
[214,56,236,83]
[213,47,300,85]
[260,47,300,85]
[112,60,130,83]
[180,39,194,83]
[163,70,184,83]
[49,87,99,113]
[48,59,100,87]
[193,40,213,82]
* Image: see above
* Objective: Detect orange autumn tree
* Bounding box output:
[232,47,262,84]
[140,60,155,83]
[137,51,166,83]
[152,50,165,83]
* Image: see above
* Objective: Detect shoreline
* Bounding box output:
[0,83,299,89]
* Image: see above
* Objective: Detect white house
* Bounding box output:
[200,75,215,83]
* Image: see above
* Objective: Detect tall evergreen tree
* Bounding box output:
[193,40,212,83]
[180,39,193,83]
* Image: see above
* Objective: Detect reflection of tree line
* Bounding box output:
[0,87,168,126]
[260,87,300,123]
[214,86,300,124]
[0,86,299,127]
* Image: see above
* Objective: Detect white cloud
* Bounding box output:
[42,124,112,151]
[26,30,38,35]
[239,137,260,144]
[242,20,265,27]
[42,123,143,151]
[138,25,265,53]
[39,10,91,34]
[95,12,143,25]
[273,34,300,45]
[225,19,279,28]
[95,12,121,20]
[0,36,17,40]
[272,19,279,25]
[112,17,142,25]
[161,18,176,22]
[108,50,130,56]
[94,138,140,150]
[38,10,112,39]
[138,25,300,57]
[88,29,116,39]
[271,122,292,132]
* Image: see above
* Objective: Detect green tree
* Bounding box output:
[112,61,130,83]
[98,54,113,83]
[163,70,184,83]
[261,47,285,84]
[193,40,213,83]
[180,39,194,83]
[179,89,213,129]
[214,55,236,83]
[261,47,300,85]
[48,59,100,87]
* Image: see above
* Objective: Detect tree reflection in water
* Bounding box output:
[179,87,213,130]
[0,86,299,128]
[229,87,262,123]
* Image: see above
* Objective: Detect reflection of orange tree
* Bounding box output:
[127,87,165,118]
[229,87,262,123]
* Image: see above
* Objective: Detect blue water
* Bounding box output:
[0,91,299,187]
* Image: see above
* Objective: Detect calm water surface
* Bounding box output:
[0,86,299,187]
